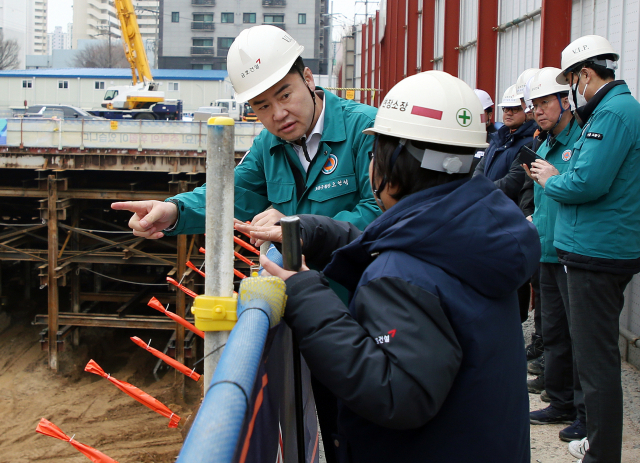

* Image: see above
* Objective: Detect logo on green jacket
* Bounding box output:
[322,154,339,174]
[562,149,572,161]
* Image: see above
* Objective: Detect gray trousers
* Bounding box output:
[565,266,632,463]
[540,263,584,418]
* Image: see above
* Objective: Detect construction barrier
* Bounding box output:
[177,277,319,463]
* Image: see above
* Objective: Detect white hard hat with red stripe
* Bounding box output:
[363,71,487,149]
[227,25,304,103]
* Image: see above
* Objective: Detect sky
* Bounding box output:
[47,0,378,37]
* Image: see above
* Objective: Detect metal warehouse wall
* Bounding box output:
[496,0,542,103]
[346,0,640,362]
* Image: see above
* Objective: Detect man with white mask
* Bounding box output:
[531,35,640,463]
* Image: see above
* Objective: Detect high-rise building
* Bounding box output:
[159,0,330,72]
[72,0,159,60]
[33,0,48,55]
[0,1,29,67]
[48,24,73,52]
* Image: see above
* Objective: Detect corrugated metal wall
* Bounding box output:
[344,0,640,361]
[496,0,542,102]
[571,0,640,98]
[458,0,478,87]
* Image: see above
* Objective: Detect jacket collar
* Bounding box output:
[553,118,580,146]
[268,87,346,155]
[575,80,627,126]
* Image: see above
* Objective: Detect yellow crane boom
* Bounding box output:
[114,0,154,86]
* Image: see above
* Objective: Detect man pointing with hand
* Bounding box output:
[112,25,379,240]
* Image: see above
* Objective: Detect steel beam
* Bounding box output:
[0,187,169,201]
[34,313,182,330]
[406,0,420,76]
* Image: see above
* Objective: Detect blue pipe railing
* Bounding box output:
[176,307,270,463]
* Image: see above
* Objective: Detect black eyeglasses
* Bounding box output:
[368,151,375,161]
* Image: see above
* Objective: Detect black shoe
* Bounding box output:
[527,375,545,394]
[540,390,551,403]
[527,355,545,375]
[530,405,576,425]
[559,419,587,442]
[526,333,544,360]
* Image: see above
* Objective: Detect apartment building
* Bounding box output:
[33,0,48,55]
[159,0,330,73]
[48,24,73,51]
[72,0,159,63]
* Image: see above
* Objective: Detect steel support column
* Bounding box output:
[47,175,59,371]
[443,0,461,76]
[476,0,499,115]
[421,0,436,71]
[361,22,368,104]
[175,180,188,398]
[375,11,381,106]
[396,0,408,83]
[367,17,374,106]
[540,0,572,68]
[407,0,420,76]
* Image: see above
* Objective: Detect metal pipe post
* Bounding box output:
[47,175,59,371]
[204,117,235,388]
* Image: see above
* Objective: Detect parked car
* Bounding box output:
[24,104,105,120]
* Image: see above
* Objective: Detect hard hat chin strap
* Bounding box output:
[404,141,474,174]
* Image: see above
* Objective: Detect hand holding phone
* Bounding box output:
[519,145,544,169]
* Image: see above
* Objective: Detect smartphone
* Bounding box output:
[519,145,544,169]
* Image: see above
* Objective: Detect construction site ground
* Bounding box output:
[1,292,639,462]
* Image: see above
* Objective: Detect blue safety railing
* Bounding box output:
[176,307,270,463]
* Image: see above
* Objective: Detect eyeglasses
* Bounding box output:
[531,99,553,112]
[502,106,523,114]
[368,151,375,161]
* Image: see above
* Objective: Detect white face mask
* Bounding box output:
[569,73,588,111]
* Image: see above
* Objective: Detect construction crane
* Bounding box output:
[96,0,183,119]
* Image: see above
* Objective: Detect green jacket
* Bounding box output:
[165,89,381,235]
[545,84,640,260]
[532,120,581,263]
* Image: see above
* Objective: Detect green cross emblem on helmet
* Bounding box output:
[456,108,472,127]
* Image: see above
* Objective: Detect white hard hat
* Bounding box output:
[363,71,487,150]
[557,35,619,84]
[529,67,569,100]
[227,25,305,103]
[515,68,539,99]
[497,85,520,107]
[474,89,494,110]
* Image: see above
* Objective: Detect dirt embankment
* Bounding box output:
[0,318,201,463]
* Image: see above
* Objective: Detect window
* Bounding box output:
[218,37,234,49]
[193,13,213,22]
[298,13,306,24]
[168,82,180,91]
[264,14,284,23]
[193,38,213,46]
[94,81,105,90]
[243,13,256,23]
[172,12,179,22]
[22,80,33,88]
[221,12,234,23]
[58,80,69,89]
[192,64,213,70]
